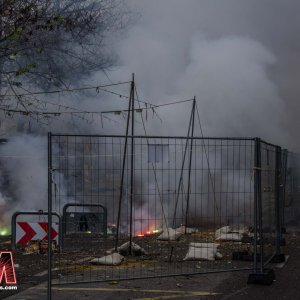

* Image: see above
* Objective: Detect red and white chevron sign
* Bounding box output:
[16,222,59,245]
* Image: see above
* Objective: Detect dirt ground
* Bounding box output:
[1,228,300,300]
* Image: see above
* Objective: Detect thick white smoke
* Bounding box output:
[109,2,290,145]
[0,136,47,226]
[1,1,299,228]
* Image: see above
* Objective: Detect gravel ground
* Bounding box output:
[1,228,299,299]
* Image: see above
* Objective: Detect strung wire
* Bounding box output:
[0,81,131,98]
[101,98,194,114]
[0,96,195,119]
[1,82,156,108]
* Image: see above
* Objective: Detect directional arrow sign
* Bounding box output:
[16,222,36,245]
[38,222,58,241]
[16,222,59,245]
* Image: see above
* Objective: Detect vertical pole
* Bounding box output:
[281,150,288,231]
[0,0,4,105]
[0,0,3,93]
[257,140,264,273]
[115,81,133,251]
[275,146,282,256]
[253,138,262,273]
[47,132,52,300]
[185,98,196,232]
[172,103,193,228]
[129,74,135,254]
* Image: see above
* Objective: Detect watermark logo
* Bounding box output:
[0,251,17,291]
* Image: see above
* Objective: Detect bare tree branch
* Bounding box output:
[0,0,132,115]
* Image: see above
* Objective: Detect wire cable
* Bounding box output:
[0,81,131,97]
[134,85,169,232]
[195,102,220,216]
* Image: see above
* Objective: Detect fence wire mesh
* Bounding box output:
[283,151,300,227]
[48,134,283,285]
[259,141,278,266]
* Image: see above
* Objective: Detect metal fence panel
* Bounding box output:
[48,134,259,286]
[283,152,300,227]
[259,141,278,265]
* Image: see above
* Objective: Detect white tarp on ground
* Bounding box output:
[175,225,198,234]
[90,253,124,266]
[118,241,148,256]
[157,227,184,241]
[189,242,219,250]
[183,242,222,261]
[215,225,246,241]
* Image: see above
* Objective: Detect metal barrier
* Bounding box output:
[280,149,288,232]
[283,151,300,227]
[248,140,285,284]
[11,211,62,250]
[62,203,107,238]
[48,134,286,290]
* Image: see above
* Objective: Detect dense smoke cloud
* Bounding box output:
[0,136,47,225]
[109,0,300,148]
[1,0,300,222]
[3,0,300,143]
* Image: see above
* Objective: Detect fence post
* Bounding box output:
[271,146,285,263]
[280,150,288,232]
[11,213,17,251]
[248,138,275,285]
[48,132,52,300]
[255,138,262,273]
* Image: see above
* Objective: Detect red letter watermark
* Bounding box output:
[0,251,17,285]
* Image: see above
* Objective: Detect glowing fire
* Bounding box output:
[0,226,10,236]
[135,226,162,237]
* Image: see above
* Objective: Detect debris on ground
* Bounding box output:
[215,225,251,242]
[24,240,57,254]
[176,225,198,234]
[183,242,222,261]
[118,241,148,256]
[39,240,57,254]
[90,253,124,266]
[105,241,149,256]
[157,227,184,241]
[24,241,40,254]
